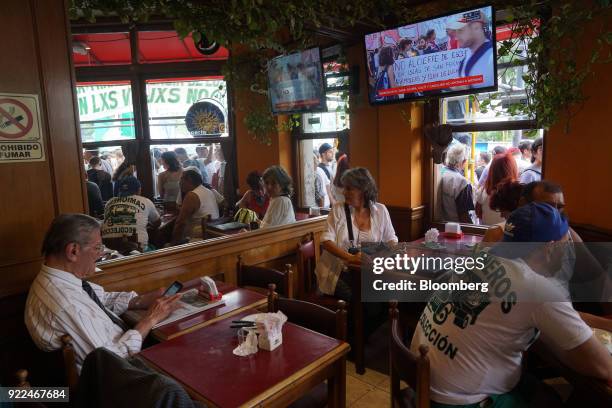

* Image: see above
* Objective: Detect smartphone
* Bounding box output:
[163,281,183,296]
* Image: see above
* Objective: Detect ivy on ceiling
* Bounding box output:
[70,0,611,143]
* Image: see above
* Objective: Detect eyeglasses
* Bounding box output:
[82,243,105,253]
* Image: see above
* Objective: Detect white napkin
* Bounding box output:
[424,228,439,243]
[232,329,258,356]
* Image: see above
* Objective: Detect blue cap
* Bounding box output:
[117,176,141,197]
[319,143,333,155]
[503,202,569,243]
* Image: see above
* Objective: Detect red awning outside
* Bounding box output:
[72,31,228,67]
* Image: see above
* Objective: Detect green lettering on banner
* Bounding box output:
[186,88,199,104]
[78,96,88,115]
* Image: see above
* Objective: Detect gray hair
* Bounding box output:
[41,214,101,257]
[262,165,293,196]
[341,167,378,207]
[446,144,467,168]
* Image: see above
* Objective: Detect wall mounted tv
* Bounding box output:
[364,4,497,105]
[267,47,326,115]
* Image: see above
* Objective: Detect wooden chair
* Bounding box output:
[14,334,79,395]
[389,301,430,408]
[296,238,367,374]
[200,214,212,238]
[102,233,140,255]
[236,255,294,298]
[267,284,347,408]
[267,284,347,341]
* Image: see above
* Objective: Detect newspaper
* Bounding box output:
[123,288,225,329]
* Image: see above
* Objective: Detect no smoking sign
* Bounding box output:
[0,93,45,163]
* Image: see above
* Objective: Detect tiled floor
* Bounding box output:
[346,360,403,407]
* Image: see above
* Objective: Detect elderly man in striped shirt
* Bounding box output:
[25,213,182,372]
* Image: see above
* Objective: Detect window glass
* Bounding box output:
[150,143,223,199]
[301,59,350,134]
[146,79,229,139]
[82,146,125,175]
[77,82,136,143]
[433,130,543,226]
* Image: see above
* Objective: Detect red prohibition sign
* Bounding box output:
[0,98,34,139]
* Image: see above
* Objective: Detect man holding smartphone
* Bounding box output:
[25,214,183,372]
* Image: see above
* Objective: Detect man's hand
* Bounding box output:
[134,294,182,338]
[128,288,164,310]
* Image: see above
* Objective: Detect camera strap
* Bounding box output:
[344,203,355,246]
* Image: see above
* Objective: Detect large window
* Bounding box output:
[433,22,542,226]
[74,27,233,206]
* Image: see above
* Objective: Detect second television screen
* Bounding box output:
[267,48,326,114]
[365,5,496,104]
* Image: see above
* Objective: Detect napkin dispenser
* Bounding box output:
[199,276,222,301]
[257,311,287,351]
[259,331,283,351]
[444,222,463,239]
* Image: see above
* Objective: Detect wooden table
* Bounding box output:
[531,339,612,406]
[139,310,350,407]
[143,281,267,341]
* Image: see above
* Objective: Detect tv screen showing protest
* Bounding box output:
[267,48,326,115]
[364,5,497,105]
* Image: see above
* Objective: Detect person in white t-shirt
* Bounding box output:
[260,165,296,228]
[101,176,160,251]
[411,202,612,407]
[316,143,335,208]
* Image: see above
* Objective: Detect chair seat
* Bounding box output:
[287,380,327,408]
[302,291,347,310]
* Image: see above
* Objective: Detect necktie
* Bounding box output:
[82,280,129,331]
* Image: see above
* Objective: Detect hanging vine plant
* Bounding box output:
[70,0,611,142]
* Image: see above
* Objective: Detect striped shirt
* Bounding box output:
[24,265,142,372]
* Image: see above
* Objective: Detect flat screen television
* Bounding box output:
[364,4,497,105]
[267,47,326,114]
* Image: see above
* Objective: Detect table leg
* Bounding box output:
[354,301,365,375]
[328,356,347,408]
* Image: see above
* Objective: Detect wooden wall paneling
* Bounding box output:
[90,217,328,294]
[387,205,426,242]
[34,0,87,214]
[0,0,84,296]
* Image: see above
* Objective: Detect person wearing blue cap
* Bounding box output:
[411,202,612,407]
[101,175,161,251]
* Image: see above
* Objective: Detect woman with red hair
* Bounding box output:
[475,152,519,225]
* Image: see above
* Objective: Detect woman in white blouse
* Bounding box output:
[315,167,398,300]
[259,165,296,228]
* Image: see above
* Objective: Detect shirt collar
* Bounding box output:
[41,264,83,288]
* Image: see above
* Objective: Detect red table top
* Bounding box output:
[154,282,267,340]
[140,310,348,407]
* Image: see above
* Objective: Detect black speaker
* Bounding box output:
[194,33,220,55]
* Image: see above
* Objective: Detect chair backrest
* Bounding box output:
[296,234,316,297]
[236,255,294,298]
[59,334,79,393]
[200,214,212,238]
[389,301,430,408]
[102,233,140,255]
[267,284,347,341]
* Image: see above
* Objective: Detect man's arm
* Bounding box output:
[171,192,200,245]
[549,335,612,382]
